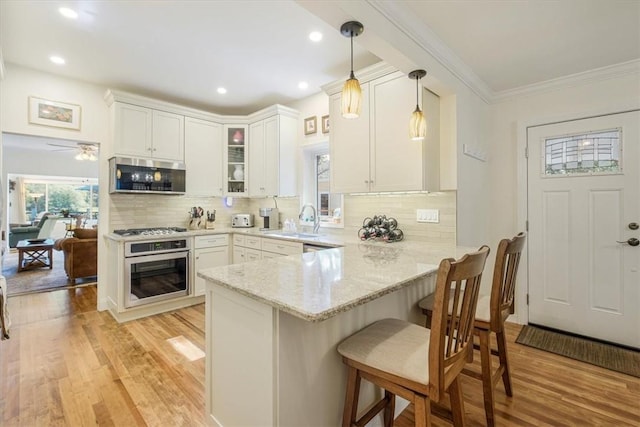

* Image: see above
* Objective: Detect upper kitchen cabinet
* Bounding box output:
[185,117,223,196]
[105,90,185,162]
[248,107,298,197]
[329,86,371,193]
[224,125,249,196]
[325,64,442,193]
[112,103,184,162]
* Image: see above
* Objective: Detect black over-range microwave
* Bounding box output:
[109,157,186,195]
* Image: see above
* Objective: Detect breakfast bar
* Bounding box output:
[199,242,473,426]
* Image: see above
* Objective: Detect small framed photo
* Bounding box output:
[321,115,330,134]
[304,116,317,135]
[28,96,81,130]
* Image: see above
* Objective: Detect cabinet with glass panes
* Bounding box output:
[223,125,248,195]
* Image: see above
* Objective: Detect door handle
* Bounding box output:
[616,238,640,246]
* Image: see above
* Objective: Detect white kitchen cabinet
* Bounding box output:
[232,234,260,263]
[246,248,262,262]
[112,102,185,162]
[194,235,229,296]
[261,238,302,257]
[329,71,440,193]
[152,110,185,161]
[248,113,297,197]
[185,117,223,196]
[329,87,371,193]
[232,246,246,264]
[113,102,152,158]
[224,125,249,196]
[232,234,302,263]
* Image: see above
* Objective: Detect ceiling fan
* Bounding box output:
[46,142,99,161]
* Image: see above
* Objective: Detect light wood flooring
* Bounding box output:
[1,287,638,426]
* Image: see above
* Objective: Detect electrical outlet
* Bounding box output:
[416,209,439,223]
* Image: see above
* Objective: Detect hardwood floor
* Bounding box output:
[1,287,638,426]
[0,286,206,426]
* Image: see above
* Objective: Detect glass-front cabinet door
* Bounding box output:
[223,125,248,196]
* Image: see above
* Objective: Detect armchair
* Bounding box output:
[8,213,56,248]
[53,228,98,283]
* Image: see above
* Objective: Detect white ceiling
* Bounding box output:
[1,0,638,115]
[399,0,640,92]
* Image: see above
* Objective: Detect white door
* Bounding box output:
[527,110,640,348]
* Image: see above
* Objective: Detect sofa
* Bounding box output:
[8,213,55,248]
[54,228,98,283]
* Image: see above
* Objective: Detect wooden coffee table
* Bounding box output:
[16,239,55,272]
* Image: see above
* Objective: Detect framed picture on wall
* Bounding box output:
[28,96,81,130]
[322,115,330,134]
[304,116,317,135]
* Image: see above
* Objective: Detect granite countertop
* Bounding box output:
[198,241,476,322]
[104,226,474,321]
[103,226,345,247]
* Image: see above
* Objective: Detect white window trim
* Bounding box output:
[301,142,344,230]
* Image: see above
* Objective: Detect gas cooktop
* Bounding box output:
[113,227,188,236]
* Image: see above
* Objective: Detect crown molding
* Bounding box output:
[248,104,300,122]
[365,2,640,105]
[492,59,640,103]
[104,90,299,123]
[368,0,494,103]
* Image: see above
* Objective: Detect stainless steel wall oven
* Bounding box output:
[124,238,190,308]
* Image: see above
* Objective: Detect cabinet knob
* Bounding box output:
[364,180,369,184]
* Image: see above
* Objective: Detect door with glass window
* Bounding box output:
[527,110,640,348]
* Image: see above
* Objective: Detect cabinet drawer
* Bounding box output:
[195,234,229,249]
[261,251,283,260]
[246,248,262,262]
[233,234,246,247]
[262,238,302,256]
[245,236,262,249]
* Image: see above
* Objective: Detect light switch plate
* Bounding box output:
[417,209,439,223]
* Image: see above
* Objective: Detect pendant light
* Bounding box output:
[340,21,364,119]
[408,69,427,141]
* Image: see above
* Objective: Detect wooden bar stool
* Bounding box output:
[338,246,490,427]
[418,232,526,426]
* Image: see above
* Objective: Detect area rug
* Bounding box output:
[2,251,96,296]
[516,325,640,378]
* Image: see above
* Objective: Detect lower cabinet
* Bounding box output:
[194,235,230,296]
[232,234,262,264]
[232,234,302,263]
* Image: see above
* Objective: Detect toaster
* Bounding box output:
[231,213,255,228]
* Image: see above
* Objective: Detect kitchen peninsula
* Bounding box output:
[199,241,474,426]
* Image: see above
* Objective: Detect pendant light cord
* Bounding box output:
[350,34,355,79]
[415,75,420,111]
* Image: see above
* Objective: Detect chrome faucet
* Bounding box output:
[299,203,320,234]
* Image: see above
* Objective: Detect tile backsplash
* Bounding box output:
[343,192,456,244]
[109,191,456,244]
[109,194,251,230]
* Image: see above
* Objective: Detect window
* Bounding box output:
[302,144,343,228]
[18,176,99,222]
[544,129,621,176]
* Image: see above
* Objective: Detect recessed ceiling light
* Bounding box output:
[309,31,323,42]
[49,56,66,65]
[217,87,227,94]
[298,82,309,90]
[59,7,78,19]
